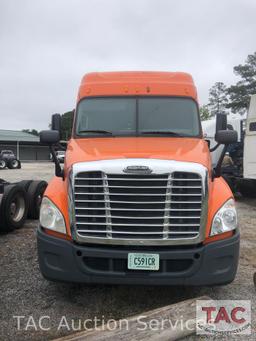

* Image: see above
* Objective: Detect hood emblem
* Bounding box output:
[123,165,153,174]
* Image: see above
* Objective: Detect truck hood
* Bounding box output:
[66,137,211,170]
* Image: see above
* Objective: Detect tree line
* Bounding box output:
[200,51,256,120]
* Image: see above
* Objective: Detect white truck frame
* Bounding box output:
[244,95,256,180]
[202,94,256,195]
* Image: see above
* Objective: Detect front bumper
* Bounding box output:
[37,227,240,285]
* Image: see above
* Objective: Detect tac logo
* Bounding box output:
[196,300,251,335]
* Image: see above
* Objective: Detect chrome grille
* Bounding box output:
[74,170,203,243]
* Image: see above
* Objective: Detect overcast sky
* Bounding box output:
[0,0,255,130]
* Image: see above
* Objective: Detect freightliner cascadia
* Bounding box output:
[38,71,239,285]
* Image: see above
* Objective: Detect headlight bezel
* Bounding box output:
[210,198,238,236]
[39,196,66,234]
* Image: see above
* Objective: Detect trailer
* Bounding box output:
[244,95,256,180]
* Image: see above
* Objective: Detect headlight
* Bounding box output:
[210,198,238,236]
[40,197,66,234]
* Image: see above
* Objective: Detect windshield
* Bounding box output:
[75,97,201,137]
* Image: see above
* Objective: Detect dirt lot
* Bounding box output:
[0,163,255,340]
[0,162,55,183]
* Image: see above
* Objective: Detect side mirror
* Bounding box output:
[215,130,238,145]
[213,130,238,179]
[216,113,227,131]
[40,130,60,145]
[51,114,61,132]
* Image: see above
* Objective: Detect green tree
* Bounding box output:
[22,129,39,136]
[61,110,74,140]
[199,105,212,121]
[208,82,228,115]
[227,52,256,113]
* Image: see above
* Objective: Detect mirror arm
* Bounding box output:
[56,142,66,151]
[49,145,64,179]
[212,144,228,179]
[209,143,220,152]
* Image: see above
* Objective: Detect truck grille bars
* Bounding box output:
[71,160,207,245]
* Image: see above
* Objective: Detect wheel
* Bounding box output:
[0,160,6,170]
[0,185,28,233]
[19,180,33,191]
[27,180,48,219]
[7,159,20,169]
[238,179,256,198]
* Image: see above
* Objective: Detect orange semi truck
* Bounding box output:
[38,71,239,285]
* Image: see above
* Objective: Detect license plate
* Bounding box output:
[128,253,159,271]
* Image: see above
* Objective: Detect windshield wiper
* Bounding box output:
[141,131,185,136]
[78,129,113,135]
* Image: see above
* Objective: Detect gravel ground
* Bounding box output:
[0,163,255,340]
[0,162,55,183]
